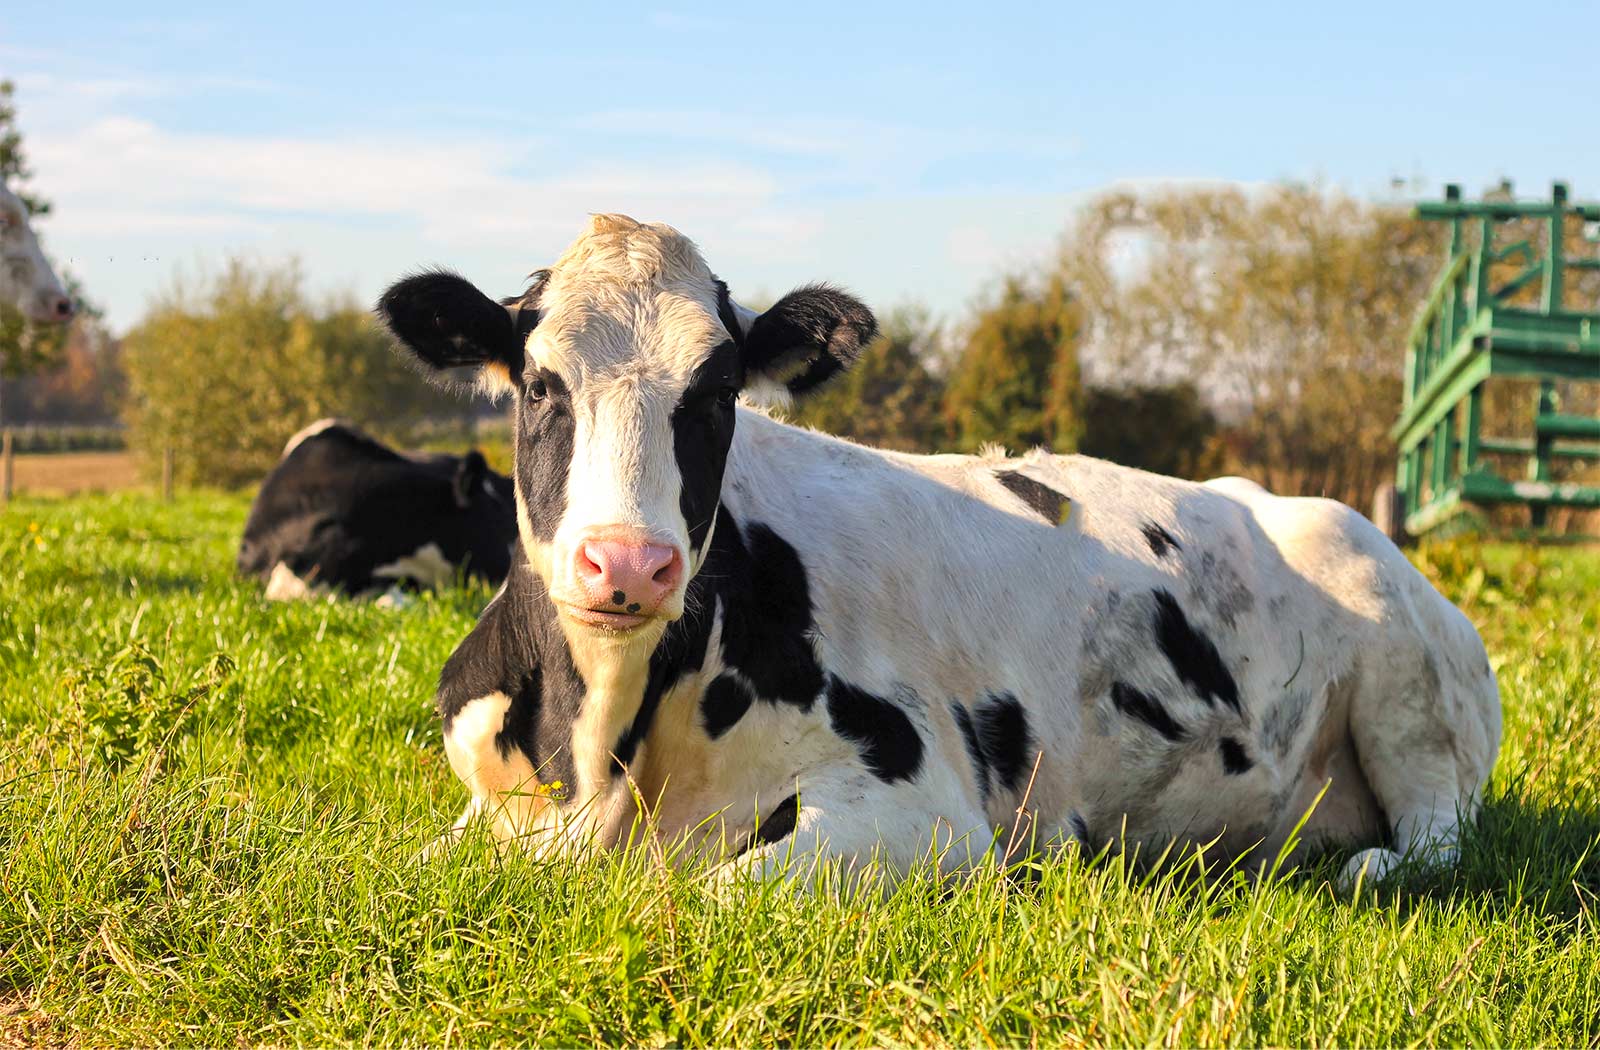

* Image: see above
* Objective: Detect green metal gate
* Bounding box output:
[1393,183,1600,535]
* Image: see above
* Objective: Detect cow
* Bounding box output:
[0,182,74,324]
[378,215,1501,890]
[238,419,516,600]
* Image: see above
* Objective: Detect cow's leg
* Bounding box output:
[428,691,546,855]
[711,771,995,888]
[1338,635,1499,891]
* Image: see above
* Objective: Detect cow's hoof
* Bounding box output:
[1338,847,1402,892]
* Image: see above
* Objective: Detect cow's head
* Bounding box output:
[0,183,74,325]
[379,215,874,644]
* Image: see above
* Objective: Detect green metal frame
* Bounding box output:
[1392,182,1600,535]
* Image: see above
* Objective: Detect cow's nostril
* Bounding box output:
[653,558,678,584]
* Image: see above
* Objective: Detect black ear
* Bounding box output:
[376,271,524,390]
[452,450,490,509]
[741,284,876,398]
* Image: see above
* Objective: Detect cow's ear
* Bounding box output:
[738,284,876,402]
[452,450,491,509]
[377,271,526,395]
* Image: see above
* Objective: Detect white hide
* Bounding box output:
[445,408,1501,888]
[431,217,1499,888]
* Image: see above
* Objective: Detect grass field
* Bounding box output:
[2,493,1598,1046]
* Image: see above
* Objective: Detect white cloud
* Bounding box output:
[24,106,830,328]
[14,69,1103,332]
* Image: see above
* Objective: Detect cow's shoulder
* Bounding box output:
[436,563,589,799]
[437,586,516,724]
[436,570,557,725]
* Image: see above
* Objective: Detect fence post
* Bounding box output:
[1,429,12,509]
[1544,183,1567,314]
[162,446,175,502]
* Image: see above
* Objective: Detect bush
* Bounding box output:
[121,259,467,488]
[942,276,1083,454]
[786,306,948,452]
[1079,382,1222,479]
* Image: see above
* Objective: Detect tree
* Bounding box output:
[942,275,1083,454]
[786,305,948,452]
[1056,185,1442,506]
[1080,382,1222,479]
[0,78,79,424]
[122,258,464,487]
[3,323,122,424]
[0,80,48,216]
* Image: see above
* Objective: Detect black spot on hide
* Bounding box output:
[1141,522,1181,558]
[952,702,988,798]
[994,470,1069,525]
[825,677,924,784]
[974,693,1034,793]
[1219,736,1252,775]
[1110,680,1186,742]
[702,674,756,740]
[1152,589,1241,713]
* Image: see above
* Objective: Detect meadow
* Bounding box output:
[2,492,1598,1046]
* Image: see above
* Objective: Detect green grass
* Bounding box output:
[2,493,1598,1046]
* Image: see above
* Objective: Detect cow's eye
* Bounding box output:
[527,376,548,401]
[716,387,737,408]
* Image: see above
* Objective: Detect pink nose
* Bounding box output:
[575,538,682,614]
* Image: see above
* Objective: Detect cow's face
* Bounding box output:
[380,215,874,643]
[0,184,73,325]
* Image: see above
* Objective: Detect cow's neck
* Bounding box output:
[517,553,721,825]
[560,621,663,812]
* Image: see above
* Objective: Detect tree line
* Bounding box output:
[8,183,1453,507]
[789,183,1451,509]
[16,55,1579,516]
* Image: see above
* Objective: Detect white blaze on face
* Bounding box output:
[0,183,71,324]
[521,216,735,623]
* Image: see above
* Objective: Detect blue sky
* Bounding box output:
[3,0,1595,333]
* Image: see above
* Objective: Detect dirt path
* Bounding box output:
[6,451,140,494]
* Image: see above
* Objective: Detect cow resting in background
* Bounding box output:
[379,215,1501,889]
[238,420,516,599]
[0,182,74,324]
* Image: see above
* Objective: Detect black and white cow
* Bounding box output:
[238,419,516,599]
[379,215,1501,888]
[1,182,74,324]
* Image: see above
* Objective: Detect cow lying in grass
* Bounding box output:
[238,420,516,600]
[0,182,74,324]
[379,215,1500,888]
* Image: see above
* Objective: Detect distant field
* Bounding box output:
[6,451,139,494]
[1,493,1598,1045]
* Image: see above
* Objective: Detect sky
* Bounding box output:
[3,0,1596,334]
